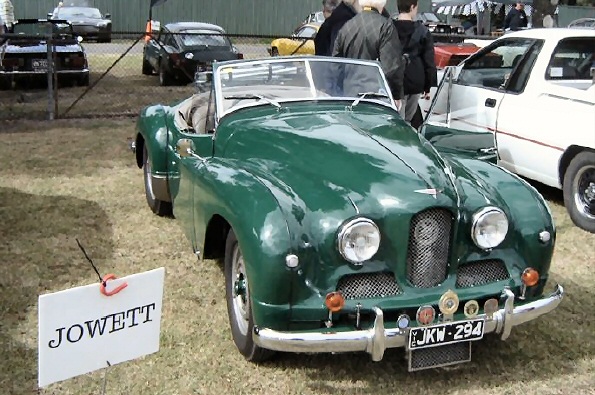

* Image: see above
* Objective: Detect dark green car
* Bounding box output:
[132,56,563,371]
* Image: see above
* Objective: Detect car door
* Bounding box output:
[496,37,591,188]
[423,38,538,161]
[287,25,317,55]
[145,27,166,70]
[166,89,216,252]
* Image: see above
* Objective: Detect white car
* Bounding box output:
[421,28,595,233]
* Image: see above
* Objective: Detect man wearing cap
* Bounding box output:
[504,2,528,31]
[332,0,405,109]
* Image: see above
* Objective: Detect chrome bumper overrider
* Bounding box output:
[253,284,564,361]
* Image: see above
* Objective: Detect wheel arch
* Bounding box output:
[559,145,595,185]
[203,214,231,260]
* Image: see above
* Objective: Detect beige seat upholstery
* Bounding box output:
[174,92,214,134]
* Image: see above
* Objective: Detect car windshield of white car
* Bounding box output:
[217,58,392,114]
[180,30,231,48]
[57,7,102,19]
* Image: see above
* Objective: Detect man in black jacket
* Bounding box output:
[332,0,405,108]
[315,0,359,56]
[394,0,437,126]
[504,2,528,31]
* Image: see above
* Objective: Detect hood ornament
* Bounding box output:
[414,188,442,199]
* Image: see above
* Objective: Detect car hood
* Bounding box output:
[217,104,467,222]
[4,42,82,53]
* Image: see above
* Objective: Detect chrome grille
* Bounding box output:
[456,260,509,288]
[336,272,401,299]
[406,209,452,288]
[408,341,471,371]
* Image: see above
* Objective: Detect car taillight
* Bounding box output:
[70,54,86,67]
[1,57,19,68]
[170,53,181,65]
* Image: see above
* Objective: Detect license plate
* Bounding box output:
[408,319,484,350]
[32,59,48,71]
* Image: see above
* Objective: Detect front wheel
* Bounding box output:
[142,56,153,75]
[143,145,172,216]
[563,151,595,233]
[224,229,275,362]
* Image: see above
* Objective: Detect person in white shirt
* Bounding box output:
[0,0,14,33]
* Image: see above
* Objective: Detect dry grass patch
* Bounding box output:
[0,119,593,395]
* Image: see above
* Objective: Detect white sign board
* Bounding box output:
[38,267,165,388]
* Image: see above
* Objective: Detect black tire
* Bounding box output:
[143,145,172,216]
[0,76,11,90]
[224,229,275,362]
[563,151,595,233]
[158,58,173,86]
[270,47,279,57]
[142,56,153,75]
[78,74,89,87]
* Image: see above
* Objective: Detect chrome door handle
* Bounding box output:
[485,98,497,108]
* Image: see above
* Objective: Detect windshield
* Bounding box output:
[13,22,73,37]
[419,13,441,23]
[57,7,102,19]
[179,30,231,47]
[215,58,393,114]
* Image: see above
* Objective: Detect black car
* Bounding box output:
[142,22,242,86]
[417,12,465,34]
[0,19,89,90]
[49,6,112,43]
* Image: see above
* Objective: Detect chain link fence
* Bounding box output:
[0,30,470,121]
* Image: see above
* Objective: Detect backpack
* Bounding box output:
[402,21,427,66]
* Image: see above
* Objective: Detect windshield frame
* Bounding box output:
[213,56,396,119]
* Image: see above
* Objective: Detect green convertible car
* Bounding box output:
[132,56,564,371]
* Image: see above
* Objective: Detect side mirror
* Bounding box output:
[47,12,53,19]
[105,13,111,19]
[176,139,204,160]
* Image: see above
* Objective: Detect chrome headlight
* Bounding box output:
[337,218,380,264]
[471,207,508,250]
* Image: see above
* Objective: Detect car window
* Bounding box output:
[295,27,317,39]
[546,37,595,80]
[162,31,176,47]
[56,7,102,19]
[179,30,231,48]
[506,40,543,93]
[457,38,537,90]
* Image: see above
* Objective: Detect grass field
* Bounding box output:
[0,119,594,395]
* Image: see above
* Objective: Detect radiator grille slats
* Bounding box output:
[406,209,452,288]
[408,341,472,371]
[336,272,401,299]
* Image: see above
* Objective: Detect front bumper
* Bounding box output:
[253,284,564,361]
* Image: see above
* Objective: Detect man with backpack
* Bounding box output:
[393,0,437,126]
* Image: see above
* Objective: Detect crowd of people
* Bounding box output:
[314,0,437,128]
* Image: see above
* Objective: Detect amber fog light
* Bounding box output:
[325,292,345,312]
[521,268,539,287]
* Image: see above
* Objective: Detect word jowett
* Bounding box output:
[48,302,157,349]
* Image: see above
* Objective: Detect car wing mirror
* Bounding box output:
[105,13,111,19]
[177,139,204,160]
[47,12,53,19]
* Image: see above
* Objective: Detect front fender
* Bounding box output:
[191,158,294,329]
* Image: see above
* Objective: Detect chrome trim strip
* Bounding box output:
[253,284,564,361]
[0,69,89,75]
[151,174,171,202]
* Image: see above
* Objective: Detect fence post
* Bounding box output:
[46,22,55,121]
